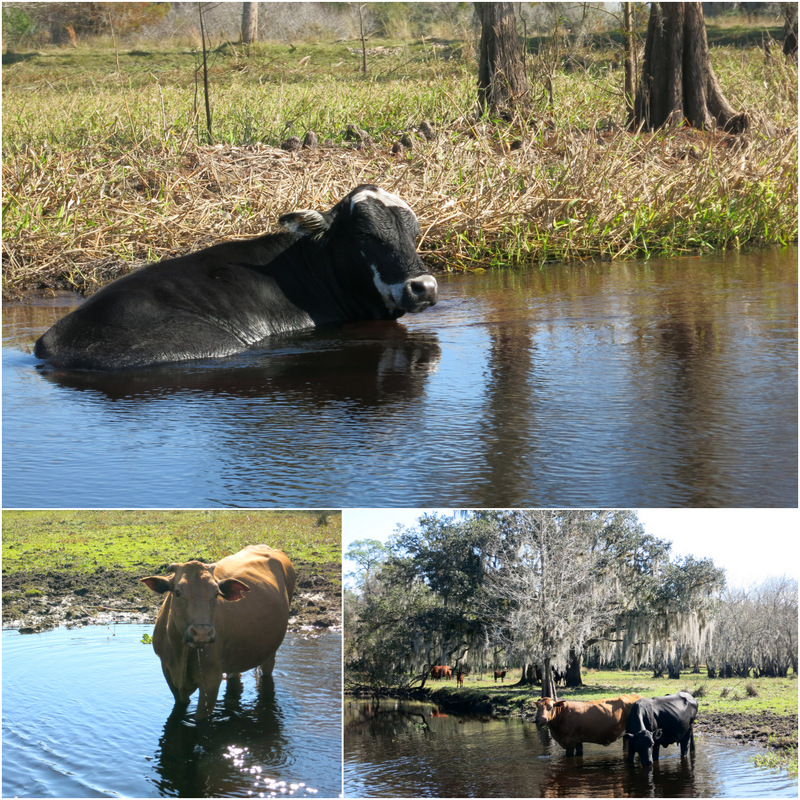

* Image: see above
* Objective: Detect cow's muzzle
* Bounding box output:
[185,624,216,647]
[400,275,438,312]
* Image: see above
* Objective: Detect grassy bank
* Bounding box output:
[2,509,342,631]
[2,37,796,298]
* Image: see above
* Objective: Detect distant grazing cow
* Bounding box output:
[624,692,698,766]
[430,665,452,681]
[34,185,438,370]
[494,670,507,682]
[456,670,465,687]
[141,544,295,719]
[535,694,642,756]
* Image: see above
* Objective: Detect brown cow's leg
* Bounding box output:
[196,678,223,719]
[260,653,277,675]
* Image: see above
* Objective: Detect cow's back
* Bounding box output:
[211,545,295,674]
[552,694,642,748]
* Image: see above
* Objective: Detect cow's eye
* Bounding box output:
[174,589,182,598]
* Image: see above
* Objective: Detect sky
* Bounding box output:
[342,508,799,590]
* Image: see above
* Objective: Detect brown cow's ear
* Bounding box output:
[218,579,250,602]
[140,576,172,594]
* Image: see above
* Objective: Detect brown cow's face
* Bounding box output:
[534,697,557,726]
[141,561,250,648]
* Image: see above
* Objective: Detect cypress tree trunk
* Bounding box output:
[784,2,798,58]
[541,656,558,701]
[633,2,748,133]
[476,2,531,116]
[565,648,584,688]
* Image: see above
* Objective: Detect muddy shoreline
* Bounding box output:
[2,558,341,633]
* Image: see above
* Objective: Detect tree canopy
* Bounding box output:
[345,510,743,692]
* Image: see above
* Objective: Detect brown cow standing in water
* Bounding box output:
[535,694,642,756]
[141,545,295,719]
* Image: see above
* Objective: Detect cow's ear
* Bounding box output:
[218,578,250,602]
[653,728,663,742]
[279,210,330,237]
[140,576,171,594]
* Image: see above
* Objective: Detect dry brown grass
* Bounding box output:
[3,118,796,300]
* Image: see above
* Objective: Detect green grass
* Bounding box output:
[439,667,798,717]
[1,509,341,577]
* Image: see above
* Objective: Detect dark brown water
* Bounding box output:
[2,626,342,798]
[343,699,797,798]
[3,247,796,507]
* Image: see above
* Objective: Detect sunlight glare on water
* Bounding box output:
[2,626,342,799]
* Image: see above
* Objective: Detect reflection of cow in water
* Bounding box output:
[535,694,642,756]
[430,665,452,681]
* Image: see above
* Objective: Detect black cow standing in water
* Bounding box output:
[34,185,438,370]
[624,692,698,767]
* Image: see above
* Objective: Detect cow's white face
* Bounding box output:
[349,186,438,316]
[279,184,438,319]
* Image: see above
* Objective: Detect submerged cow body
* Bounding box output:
[624,692,698,766]
[141,545,295,719]
[535,694,642,756]
[35,185,438,370]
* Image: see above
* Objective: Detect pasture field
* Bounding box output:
[1,509,341,631]
[2,32,797,297]
[411,667,798,767]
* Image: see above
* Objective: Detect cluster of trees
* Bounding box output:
[707,577,798,678]
[345,510,789,697]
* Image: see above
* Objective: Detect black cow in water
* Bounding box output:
[34,185,438,370]
[624,692,698,767]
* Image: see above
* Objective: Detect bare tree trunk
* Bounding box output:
[476,2,531,116]
[623,2,636,120]
[241,2,258,45]
[358,4,368,75]
[783,2,798,58]
[633,2,748,133]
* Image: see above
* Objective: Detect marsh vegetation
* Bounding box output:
[2,4,796,297]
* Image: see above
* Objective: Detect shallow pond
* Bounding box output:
[3,247,796,507]
[343,699,797,798]
[2,625,342,798]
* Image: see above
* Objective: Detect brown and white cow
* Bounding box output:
[534,694,642,756]
[141,545,295,719]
